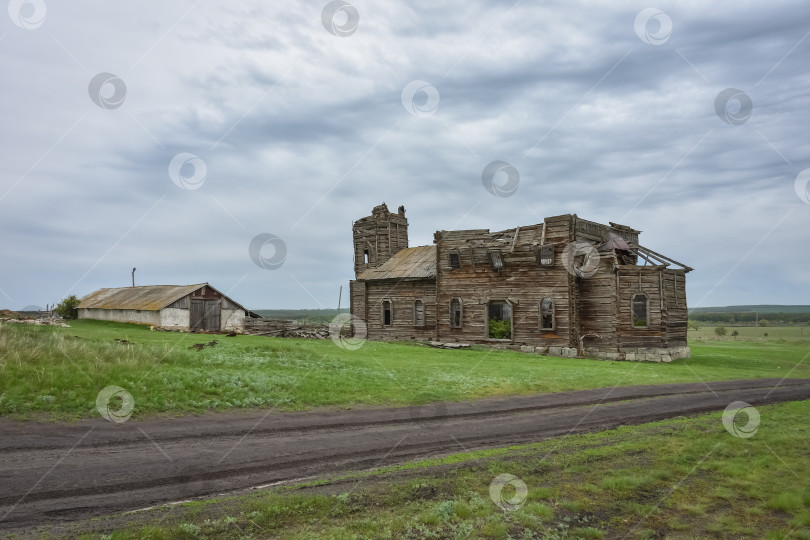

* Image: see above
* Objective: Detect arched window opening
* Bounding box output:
[382,300,392,326]
[632,294,649,328]
[540,297,554,331]
[450,298,462,328]
[414,300,425,327]
[488,301,512,339]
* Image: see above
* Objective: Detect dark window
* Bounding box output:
[449,253,461,270]
[537,244,554,266]
[414,300,425,326]
[489,250,503,270]
[450,298,462,328]
[488,301,512,339]
[632,294,648,328]
[382,300,392,326]
[540,297,554,330]
[363,249,369,264]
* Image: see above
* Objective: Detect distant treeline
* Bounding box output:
[690,305,810,314]
[689,312,810,325]
[253,308,349,323]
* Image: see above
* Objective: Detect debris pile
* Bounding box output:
[428,341,471,350]
[189,340,218,351]
[0,311,70,328]
[244,319,330,339]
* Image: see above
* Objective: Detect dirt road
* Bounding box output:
[1,378,808,532]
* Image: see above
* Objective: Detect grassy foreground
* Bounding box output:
[1,320,809,420]
[50,400,810,539]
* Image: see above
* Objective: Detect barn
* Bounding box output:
[77,283,253,332]
[350,203,693,362]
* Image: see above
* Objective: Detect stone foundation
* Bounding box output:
[426,338,689,362]
[584,345,690,363]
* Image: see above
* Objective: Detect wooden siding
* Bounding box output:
[349,280,367,322]
[579,254,619,349]
[616,267,667,348]
[353,204,409,277]
[434,215,575,347]
[662,269,689,346]
[350,205,692,356]
[363,279,437,340]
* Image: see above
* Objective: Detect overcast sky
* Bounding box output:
[1,0,809,310]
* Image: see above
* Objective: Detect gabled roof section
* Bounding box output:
[357,246,436,281]
[78,284,208,311]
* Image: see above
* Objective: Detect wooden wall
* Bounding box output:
[579,254,619,349]
[363,279,437,341]
[350,209,691,355]
[349,280,366,321]
[353,205,409,277]
[662,269,688,346]
[434,215,575,347]
[616,266,667,348]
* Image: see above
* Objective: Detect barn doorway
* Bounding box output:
[487,301,512,339]
[190,299,221,332]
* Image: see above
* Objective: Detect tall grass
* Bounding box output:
[2,319,810,420]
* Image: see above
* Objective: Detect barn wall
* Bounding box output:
[78,308,160,326]
[363,279,437,341]
[434,215,575,347]
[221,309,245,332]
[159,308,189,329]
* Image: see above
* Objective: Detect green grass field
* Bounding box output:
[1,320,809,420]
[58,400,810,539]
[690,325,810,340]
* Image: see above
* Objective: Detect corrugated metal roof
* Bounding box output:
[357,246,436,280]
[78,284,207,311]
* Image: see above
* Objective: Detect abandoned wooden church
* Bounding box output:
[349,203,692,362]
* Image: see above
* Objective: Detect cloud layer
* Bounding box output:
[1,0,809,309]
